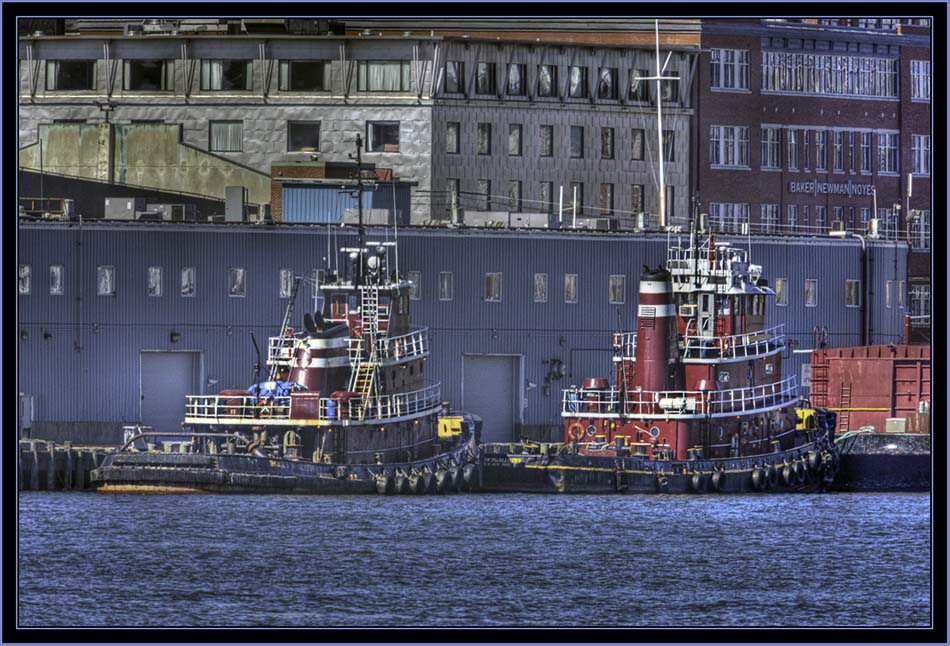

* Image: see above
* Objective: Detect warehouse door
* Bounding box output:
[462,354,522,443]
[140,352,201,434]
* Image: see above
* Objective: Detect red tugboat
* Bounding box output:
[92,136,479,495]
[480,222,839,494]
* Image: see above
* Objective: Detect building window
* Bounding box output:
[711,49,750,90]
[601,127,614,160]
[49,265,64,296]
[507,64,526,95]
[774,278,788,306]
[665,185,674,222]
[909,285,931,319]
[885,280,893,308]
[570,183,584,216]
[484,272,502,302]
[564,274,578,304]
[876,208,899,240]
[631,185,644,215]
[898,281,905,309]
[608,275,625,304]
[537,65,557,97]
[709,126,750,168]
[446,122,460,155]
[477,179,491,210]
[539,182,554,214]
[209,121,243,152]
[367,121,400,152]
[845,280,861,308]
[860,132,872,173]
[709,203,750,234]
[815,206,827,233]
[539,125,554,157]
[438,271,454,301]
[287,121,320,152]
[445,61,464,94]
[279,269,294,299]
[815,131,827,171]
[507,180,522,212]
[802,205,810,228]
[832,206,843,228]
[533,273,548,303]
[598,67,618,99]
[97,265,116,296]
[911,60,931,101]
[46,60,95,91]
[804,279,818,307]
[849,132,856,173]
[228,268,246,297]
[661,75,680,102]
[848,207,856,230]
[803,130,810,171]
[123,59,173,91]
[477,123,492,155]
[663,131,675,162]
[761,127,781,170]
[279,61,330,91]
[569,66,588,98]
[475,62,496,95]
[910,210,931,250]
[570,126,584,159]
[912,135,931,175]
[629,69,649,101]
[877,133,899,174]
[18,265,30,295]
[631,129,644,161]
[760,204,779,233]
[181,267,196,297]
[508,124,522,156]
[599,184,614,216]
[833,131,844,171]
[446,178,460,213]
[200,60,251,91]
[787,129,799,170]
[762,51,897,98]
[407,271,422,300]
[787,205,798,233]
[358,60,410,92]
[147,267,163,297]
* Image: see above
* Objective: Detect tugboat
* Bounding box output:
[480,218,839,494]
[92,136,480,495]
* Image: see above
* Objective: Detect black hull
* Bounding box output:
[480,436,838,495]
[830,432,931,492]
[91,427,479,495]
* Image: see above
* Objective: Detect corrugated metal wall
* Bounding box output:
[282,184,411,224]
[17,223,909,430]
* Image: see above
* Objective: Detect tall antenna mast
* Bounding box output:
[641,19,679,230]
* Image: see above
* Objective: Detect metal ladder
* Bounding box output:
[269,277,302,381]
[837,382,852,433]
[359,285,379,339]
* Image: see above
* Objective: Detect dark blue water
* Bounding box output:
[18,492,931,627]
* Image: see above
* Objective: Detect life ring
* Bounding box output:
[569,424,583,442]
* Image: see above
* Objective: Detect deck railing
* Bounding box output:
[612,324,784,362]
[561,376,797,418]
[185,382,441,424]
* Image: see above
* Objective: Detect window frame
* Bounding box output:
[357,60,410,92]
[507,63,526,96]
[286,121,321,152]
[366,121,401,153]
[147,266,163,298]
[568,66,588,98]
[570,125,584,159]
[608,274,625,305]
[564,273,578,304]
[804,278,818,308]
[477,123,492,155]
[228,267,247,298]
[845,279,861,308]
[97,265,116,297]
[407,270,422,301]
[209,120,244,153]
[278,60,330,92]
[508,123,523,157]
[438,271,454,301]
[49,264,64,296]
[46,60,96,91]
[180,267,196,298]
[774,278,788,306]
[200,59,252,91]
[533,273,548,303]
[484,272,502,302]
[445,60,464,94]
[475,62,496,95]
[446,121,460,155]
[123,59,174,92]
[18,265,31,295]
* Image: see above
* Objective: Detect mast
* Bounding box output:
[352,134,367,284]
[655,19,666,229]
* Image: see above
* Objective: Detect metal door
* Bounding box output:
[140,352,201,434]
[462,354,522,443]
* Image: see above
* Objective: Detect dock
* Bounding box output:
[18,440,113,491]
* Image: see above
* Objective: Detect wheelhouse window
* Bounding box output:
[97,266,116,296]
[228,268,246,297]
[569,66,588,98]
[287,121,320,152]
[147,267,163,297]
[358,60,410,92]
[49,265,64,296]
[279,60,330,91]
[445,61,464,94]
[507,64,526,95]
[18,265,30,295]
[181,267,196,297]
[608,275,625,304]
[475,62,496,95]
[200,60,251,91]
[209,121,243,152]
[564,274,578,304]
[484,273,502,302]
[438,271,454,301]
[598,67,618,99]
[407,271,422,300]
[537,65,557,97]
[46,60,95,91]
[534,273,548,303]
[123,60,173,91]
[367,121,400,152]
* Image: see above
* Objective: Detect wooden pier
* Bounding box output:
[18,440,113,491]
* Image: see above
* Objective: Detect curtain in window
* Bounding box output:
[360,61,408,91]
[201,60,224,90]
[538,66,553,96]
[211,122,242,152]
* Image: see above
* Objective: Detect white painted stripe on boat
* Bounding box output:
[639,281,672,294]
[638,304,676,318]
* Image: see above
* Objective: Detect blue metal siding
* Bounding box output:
[282,184,372,223]
[17,223,909,428]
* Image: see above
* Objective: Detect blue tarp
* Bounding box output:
[246,381,306,403]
